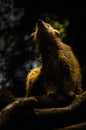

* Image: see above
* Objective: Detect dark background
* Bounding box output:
[0,0,86,97]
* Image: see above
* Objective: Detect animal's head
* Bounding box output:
[34,19,60,42]
[28,20,61,56]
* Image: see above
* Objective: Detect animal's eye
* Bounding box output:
[47,23,50,27]
[55,30,60,37]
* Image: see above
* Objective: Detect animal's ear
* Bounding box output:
[55,30,60,37]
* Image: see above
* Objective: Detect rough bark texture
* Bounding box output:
[0,91,86,129]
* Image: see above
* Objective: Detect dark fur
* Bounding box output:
[26,20,83,97]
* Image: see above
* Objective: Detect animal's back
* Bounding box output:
[57,42,82,96]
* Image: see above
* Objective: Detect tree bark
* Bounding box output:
[0,91,86,129]
[35,91,86,116]
[57,122,86,130]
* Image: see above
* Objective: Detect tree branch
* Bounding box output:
[0,91,86,129]
[35,91,86,116]
[57,122,86,130]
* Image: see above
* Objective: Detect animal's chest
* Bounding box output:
[44,61,62,82]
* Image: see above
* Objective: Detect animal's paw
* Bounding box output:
[47,91,57,98]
